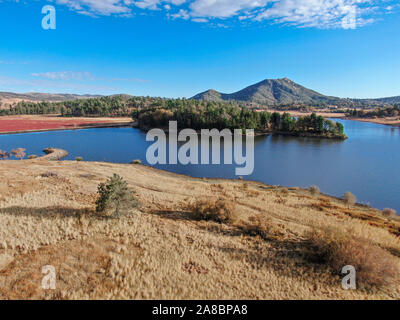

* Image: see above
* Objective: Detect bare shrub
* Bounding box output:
[280,188,289,196]
[305,227,399,288]
[382,208,397,218]
[130,159,142,165]
[188,198,236,224]
[236,215,280,240]
[309,185,320,196]
[28,155,38,159]
[41,172,59,178]
[96,174,139,218]
[75,157,83,162]
[343,192,357,205]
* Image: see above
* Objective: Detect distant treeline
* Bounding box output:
[0,93,397,118]
[0,96,137,117]
[136,103,346,139]
[346,105,400,119]
[0,95,346,138]
[0,95,248,117]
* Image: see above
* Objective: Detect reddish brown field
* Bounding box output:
[0,115,133,134]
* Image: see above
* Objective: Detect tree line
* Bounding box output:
[0,95,346,138]
[0,95,244,117]
[137,103,346,138]
[346,105,400,119]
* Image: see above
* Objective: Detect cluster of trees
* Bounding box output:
[346,105,400,118]
[137,103,346,138]
[0,95,246,118]
[0,96,137,117]
[0,101,59,116]
[0,94,345,137]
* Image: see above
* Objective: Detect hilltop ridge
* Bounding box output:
[192,78,400,106]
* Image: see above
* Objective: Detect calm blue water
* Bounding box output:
[0,119,399,211]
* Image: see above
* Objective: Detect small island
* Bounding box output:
[135,103,347,140]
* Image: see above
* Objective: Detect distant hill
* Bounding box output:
[354,96,400,105]
[0,92,102,106]
[192,78,400,107]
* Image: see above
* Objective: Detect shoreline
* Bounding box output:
[344,117,400,127]
[137,125,346,139]
[1,160,399,299]
[0,121,134,135]
[1,115,398,136]
[4,156,381,211]
[269,109,400,127]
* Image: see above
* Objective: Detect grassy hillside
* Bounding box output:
[0,160,399,299]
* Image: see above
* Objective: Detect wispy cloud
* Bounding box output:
[108,77,150,82]
[0,59,28,65]
[30,71,149,83]
[0,75,114,92]
[34,0,398,29]
[31,71,94,81]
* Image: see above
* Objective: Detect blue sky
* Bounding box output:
[0,0,399,99]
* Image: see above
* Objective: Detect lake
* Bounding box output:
[0,119,399,212]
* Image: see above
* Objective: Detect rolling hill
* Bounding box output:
[0,92,102,107]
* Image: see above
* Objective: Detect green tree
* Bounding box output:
[96,174,139,218]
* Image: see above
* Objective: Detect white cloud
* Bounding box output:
[255,0,376,28]
[0,75,114,92]
[189,0,270,18]
[56,0,132,15]
[30,71,148,83]
[191,17,208,23]
[31,71,94,81]
[14,0,399,28]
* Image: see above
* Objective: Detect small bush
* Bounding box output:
[236,215,281,240]
[382,208,397,218]
[188,198,236,224]
[306,227,399,288]
[280,188,289,196]
[28,155,38,159]
[75,157,83,162]
[309,185,320,196]
[130,159,142,165]
[41,171,59,178]
[343,192,357,205]
[96,174,139,218]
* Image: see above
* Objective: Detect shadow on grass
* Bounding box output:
[151,209,243,237]
[0,206,105,220]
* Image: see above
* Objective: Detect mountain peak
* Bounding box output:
[192,78,326,105]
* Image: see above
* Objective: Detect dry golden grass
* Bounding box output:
[305,227,399,289]
[0,160,399,300]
